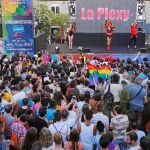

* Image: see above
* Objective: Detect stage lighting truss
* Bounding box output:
[136,1,145,22]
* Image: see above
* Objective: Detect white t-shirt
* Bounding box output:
[61,118,75,128]
[129,145,140,150]
[80,122,95,150]
[105,83,123,102]
[12,91,26,103]
[77,84,85,93]
[48,84,56,93]
[125,130,145,144]
[77,101,85,114]
[68,111,76,120]
[49,122,70,143]
[91,112,109,130]
[2,99,9,105]
[42,144,55,150]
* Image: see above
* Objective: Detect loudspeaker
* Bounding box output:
[55,46,60,54]
[77,46,83,51]
[69,0,76,17]
[139,48,147,53]
[82,48,91,53]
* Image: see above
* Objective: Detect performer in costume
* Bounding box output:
[67,23,75,50]
[128,22,138,49]
[105,20,115,51]
[60,26,65,44]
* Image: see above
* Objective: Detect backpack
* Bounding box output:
[0,116,8,132]
[103,84,114,112]
[11,132,18,149]
[53,123,68,147]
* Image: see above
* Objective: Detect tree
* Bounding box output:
[33,1,54,36]
[51,13,69,28]
[51,13,69,43]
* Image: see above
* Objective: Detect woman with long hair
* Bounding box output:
[39,127,54,149]
[64,129,83,150]
[105,20,115,51]
[19,127,37,150]
[67,23,75,50]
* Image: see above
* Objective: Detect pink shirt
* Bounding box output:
[33,102,41,112]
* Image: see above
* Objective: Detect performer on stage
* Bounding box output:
[128,22,138,49]
[105,20,115,51]
[60,26,65,44]
[67,23,75,50]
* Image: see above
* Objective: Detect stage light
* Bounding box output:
[137,1,145,21]
[55,46,60,54]
[69,0,76,17]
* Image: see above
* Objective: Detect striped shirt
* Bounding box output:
[110,114,129,140]
[91,112,109,130]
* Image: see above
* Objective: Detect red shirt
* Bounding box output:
[131,23,138,36]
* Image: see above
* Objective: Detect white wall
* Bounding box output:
[46,1,69,14]
[145,1,150,23]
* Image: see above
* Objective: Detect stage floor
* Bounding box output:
[44,44,150,63]
[46,44,146,54]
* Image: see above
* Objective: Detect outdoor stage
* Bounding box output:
[47,43,147,54]
[46,44,150,64]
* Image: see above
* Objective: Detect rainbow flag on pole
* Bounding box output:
[87,64,112,86]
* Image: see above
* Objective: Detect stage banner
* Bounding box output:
[2,0,34,54]
[76,0,137,33]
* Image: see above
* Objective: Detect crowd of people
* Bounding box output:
[0,52,150,150]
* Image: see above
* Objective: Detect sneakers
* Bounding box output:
[128,45,137,49]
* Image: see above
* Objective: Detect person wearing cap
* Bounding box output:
[128,77,147,122]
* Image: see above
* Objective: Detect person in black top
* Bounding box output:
[67,23,75,50]
[33,107,48,137]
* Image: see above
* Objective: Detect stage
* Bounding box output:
[46,43,147,54]
[45,44,150,64]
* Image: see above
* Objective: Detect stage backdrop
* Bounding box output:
[2,0,34,54]
[76,0,137,33]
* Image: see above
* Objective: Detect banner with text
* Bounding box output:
[2,0,34,53]
[76,0,137,33]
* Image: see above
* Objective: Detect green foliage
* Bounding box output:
[51,13,69,43]
[33,2,54,36]
[119,89,130,115]
[33,2,69,37]
[52,13,69,27]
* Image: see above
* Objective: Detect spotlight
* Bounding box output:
[55,46,60,54]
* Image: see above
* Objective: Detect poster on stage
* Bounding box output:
[76,0,137,33]
[2,0,34,53]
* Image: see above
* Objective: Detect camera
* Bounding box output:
[72,96,77,103]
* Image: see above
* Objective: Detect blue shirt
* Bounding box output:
[51,54,59,62]
[46,108,56,121]
[5,114,15,139]
[36,108,56,121]
[18,98,34,107]
[0,141,6,150]
[138,73,147,80]
[129,85,147,108]
[124,84,134,92]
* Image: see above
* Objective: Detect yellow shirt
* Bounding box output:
[5,92,11,103]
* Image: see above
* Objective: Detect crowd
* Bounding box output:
[0,52,150,150]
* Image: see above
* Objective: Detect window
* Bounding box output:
[51,4,60,15]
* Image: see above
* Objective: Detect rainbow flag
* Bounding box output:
[87,64,112,86]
